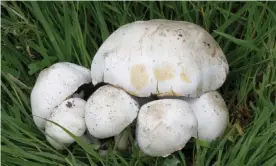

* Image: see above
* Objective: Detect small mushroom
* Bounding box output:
[85,85,139,139]
[136,99,198,157]
[31,62,91,129]
[91,19,229,98]
[186,91,229,141]
[45,98,86,150]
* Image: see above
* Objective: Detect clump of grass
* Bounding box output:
[1,1,276,166]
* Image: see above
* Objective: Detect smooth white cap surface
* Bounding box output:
[91,19,229,97]
[136,99,198,157]
[187,91,229,141]
[85,85,139,139]
[45,98,87,150]
[31,62,91,129]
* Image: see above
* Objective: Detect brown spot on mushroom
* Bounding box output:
[130,64,149,90]
[154,65,175,81]
[180,72,192,83]
[66,102,72,108]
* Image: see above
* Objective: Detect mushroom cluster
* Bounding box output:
[31,19,229,156]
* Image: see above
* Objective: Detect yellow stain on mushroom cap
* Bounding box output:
[180,71,192,83]
[154,65,175,81]
[130,64,149,90]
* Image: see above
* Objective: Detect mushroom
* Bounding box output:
[136,99,198,157]
[185,91,229,142]
[85,85,139,139]
[91,19,229,98]
[45,98,86,150]
[31,62,91,129]
[89,19,229,155]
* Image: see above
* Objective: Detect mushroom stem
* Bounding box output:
[114,127,130,151]
[98,142,110,157]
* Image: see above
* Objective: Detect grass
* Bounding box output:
[1,1,276,166]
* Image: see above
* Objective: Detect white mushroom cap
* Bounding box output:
[186,91,229,141]
[91,19,228,97]
[136,99,198,157]
[45,98,86,150]
[85,85,139,139]
[31,62,91,129]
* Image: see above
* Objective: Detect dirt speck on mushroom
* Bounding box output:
[66,101,72,108]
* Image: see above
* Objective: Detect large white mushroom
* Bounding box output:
[136,99,198,157]
[30,62,91,129]
[91,19,229,98]
[45,98,86,150]
[85,85,139,139]
[186,91,229,142]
